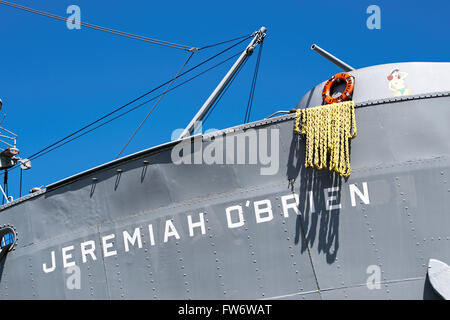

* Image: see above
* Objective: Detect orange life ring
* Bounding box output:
[322,72,355,104]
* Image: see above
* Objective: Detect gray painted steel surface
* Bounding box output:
[0,62,449,299]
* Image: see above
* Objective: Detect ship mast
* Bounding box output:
[178,26,267,139]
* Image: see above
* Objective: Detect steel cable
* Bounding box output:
[0,0,195,51]
[0,0,252,52]
[25,36,251,161]
[115,52,195,159]
[244,40,263,123]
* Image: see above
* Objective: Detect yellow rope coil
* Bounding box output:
[294,101,357,178]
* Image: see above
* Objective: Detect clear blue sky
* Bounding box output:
[1,0,449,198]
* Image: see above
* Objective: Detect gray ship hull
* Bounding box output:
[0,62,449,299]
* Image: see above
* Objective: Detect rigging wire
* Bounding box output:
[0,33,259,191]
[0,0,195,51]
[244,40,264,123]
[25,36,251,161]
[0,0,252,52]
[26,44,252,164]
[0,1,268,199]
[0,48,246,181]
[199,34,252,50]
[202,58,249,126]
[26,51,243,163]
[115,52,195,159]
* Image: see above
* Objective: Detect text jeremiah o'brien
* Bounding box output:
[42,182,369,273]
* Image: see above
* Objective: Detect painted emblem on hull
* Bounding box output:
[387,68,411,96]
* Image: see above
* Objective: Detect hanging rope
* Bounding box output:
[244,40,264,123]
[294,101,357,178]
[115,52,195,159]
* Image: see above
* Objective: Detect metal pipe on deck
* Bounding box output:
[311,44,354,72]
